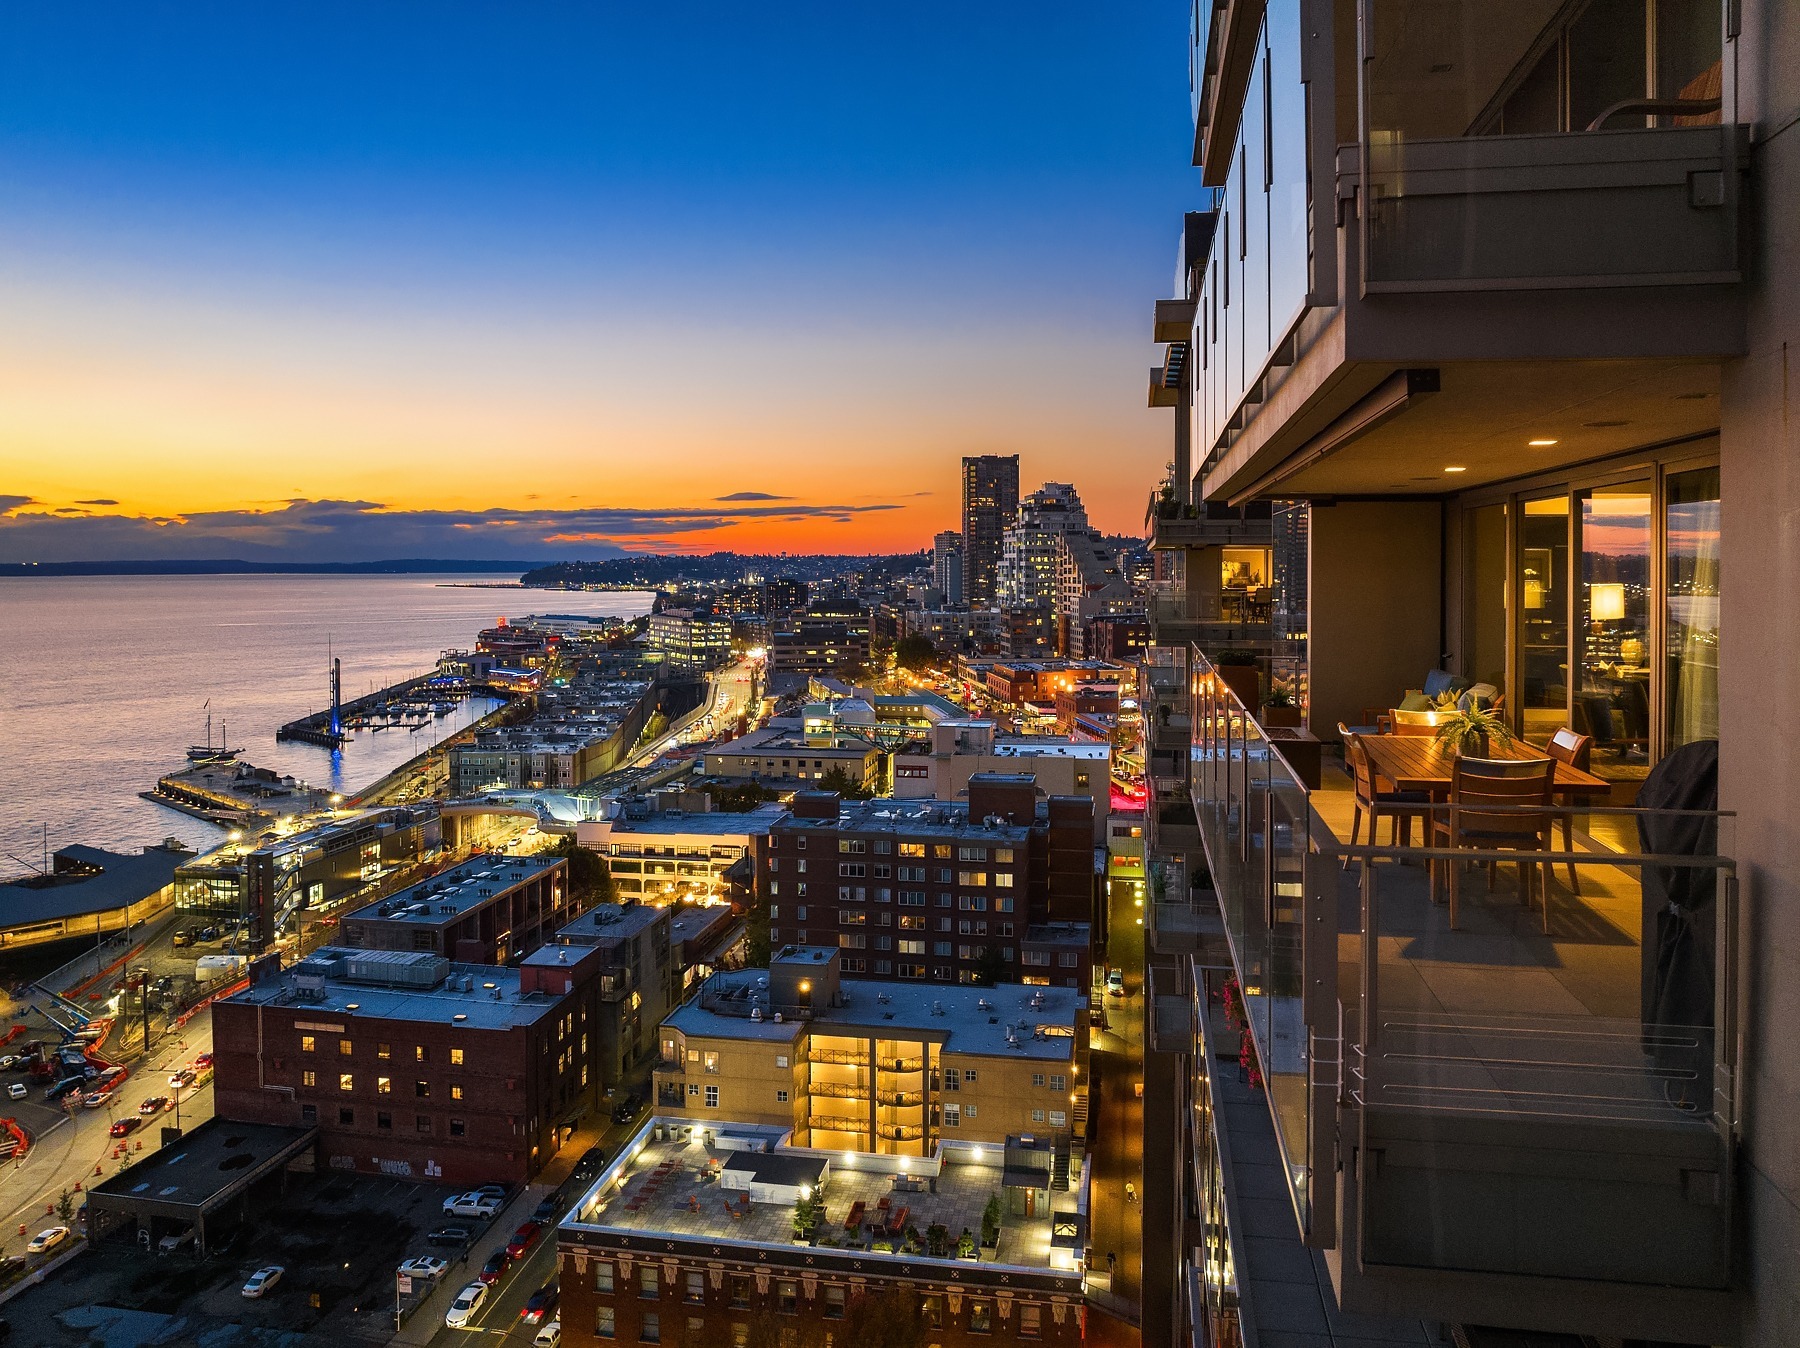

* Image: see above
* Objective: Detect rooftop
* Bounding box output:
[710,726,880,755]
[544,901,664,947]
[225,951,563,1031]
[604,806,786,838]
[671,971,1081,1061]
[0,843,189,927]
[344,853,556,926]
[667,903,740,948]
[779,798,1033,843]
[566,1123,1079,1277]
[90,1119,319,1213]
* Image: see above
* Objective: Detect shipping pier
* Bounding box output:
[277,663,490,749]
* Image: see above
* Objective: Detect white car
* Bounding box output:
[445,1281,487,1328]
[535,1320,562,1347]
[26,1226,70,1253]
[1105,968,1126,997]
[398,1255,449,1280]
[442,1192,502,1220]
[241,1265,284,1298]
[6,1083,25,1100]
[82,1089,116,1110]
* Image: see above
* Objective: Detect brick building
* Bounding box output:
[337,853,568,964]
[759,777,1093,988]
[528,902,676,1081]
[213,945,600,1187]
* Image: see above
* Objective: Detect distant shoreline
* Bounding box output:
[0,559,542,578]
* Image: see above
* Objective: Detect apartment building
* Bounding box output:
[574,806,782,905]
[962,454,1020,607]
[701,723,885,791]
[645,606,732,670]
[212,947,596,1187]
[759,778,1093,988]
[529,902,675,1079]
[1137,0,1793,1343]
[996,482,1090,611]
[652,946,1087,1156]
[890,720,1111,843]
[337,853,568,964]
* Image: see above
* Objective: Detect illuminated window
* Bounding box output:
[338,1039,353,1057]
[300,1036,316,1054]
[450,1048,465,1066]
[450,1084,464,1101]
[377,1077,392,1095]
[377,1043,390,1060]
[301,1070,316,1087]
[339,1073,354,1092]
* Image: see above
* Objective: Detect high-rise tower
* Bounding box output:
[960,454,1019,607]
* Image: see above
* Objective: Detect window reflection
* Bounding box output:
[1667,467,1721,746]
[1579,485,1653,782]
[1520,497,1571,745]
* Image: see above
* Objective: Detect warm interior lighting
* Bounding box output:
[1528,438,1559,447]
[1590,583,1626,623]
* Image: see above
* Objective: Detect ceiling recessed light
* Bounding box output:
[1527,438,1558,447]
[1444,466,1467,473]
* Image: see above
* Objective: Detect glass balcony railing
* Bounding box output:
[1358,0,1740,292]
[1187,646,1741,1297]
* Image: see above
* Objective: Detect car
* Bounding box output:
[193,1052,214,1070]
[1105,968,1126,997]
[109,1116,142,1138]
[610,1094,643,1125]
[442,1193,502,1220]
[5,1084,24,1101]
[139,1095,171,1114]
[426,1226,472,1248]
[0,1056,16,1071]
[398,1255,450,1281]
[472,1183,508,1200]
[171,929,192,948]
[168,1069,195,1089]
[531,1196,560,1224]
[445,1282,487,1328]
[241,1265,283,1298]
[83,1090,116,1110]
[521,1281,559,1323]
[534,1321,561,1347]
[505,1221,541,1260]
[25,1227,69,1254]
[478,1249,510,1285]
[574,1145,606,1176]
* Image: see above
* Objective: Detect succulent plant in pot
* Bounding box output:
[1432,705,1513,758]
[1262,684,1303,727]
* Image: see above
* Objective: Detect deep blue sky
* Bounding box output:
[0,3,1199,560]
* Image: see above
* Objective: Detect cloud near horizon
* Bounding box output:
[0,497,905,564]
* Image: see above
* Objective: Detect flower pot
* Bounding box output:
[1262,705,1303,728]
[1215,664,1260,709]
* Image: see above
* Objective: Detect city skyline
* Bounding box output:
[0,4,1194,563]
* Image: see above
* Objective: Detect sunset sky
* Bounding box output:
[0,4,1194,562]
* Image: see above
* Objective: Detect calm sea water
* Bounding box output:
[0,575,650,866]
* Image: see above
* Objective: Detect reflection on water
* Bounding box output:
[0,575,650,863]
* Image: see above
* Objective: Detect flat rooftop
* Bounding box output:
[91,1119,318,1211]
[788,798,1033,843]
[0,844,187,926]
[226,954,560,1031]
[568,1125,1074,1274]
[991,737,1109,761]
[606,807,785,838]
[542,902,663,948]
[671,972,1081,1061]
[346,853,555,925]
[712,726,879,754]
[667,904,739,946]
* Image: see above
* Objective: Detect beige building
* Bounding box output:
[890,720,1111,841]
[654,947,1086,1158]
[701,723,884,791]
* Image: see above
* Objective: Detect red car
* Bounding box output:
[505,1221,541,1260]
[109,1116,142,1138]
[194,1053,214,1070]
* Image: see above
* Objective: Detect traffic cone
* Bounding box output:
[94,1165,102,1176]
[72,1182,80,1193]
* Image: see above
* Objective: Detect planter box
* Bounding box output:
[1215,663,1260,709]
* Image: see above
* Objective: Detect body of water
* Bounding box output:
[0,575,651,867]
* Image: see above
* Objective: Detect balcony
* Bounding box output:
[1183,648,1740,1340]
[809,1080,868,1101]
[1145,497,1273,551]
[1187,0,1746,506]
[1146,591,1271,653]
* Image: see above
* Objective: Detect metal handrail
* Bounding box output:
[1586,96,1722,131]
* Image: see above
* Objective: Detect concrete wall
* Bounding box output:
[1721,1,1800,1336]
[1304,500,1444,739]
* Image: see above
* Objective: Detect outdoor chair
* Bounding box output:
[1339,726,1431,862]
[1546,727,1595,893]
[1430,755,1558,930]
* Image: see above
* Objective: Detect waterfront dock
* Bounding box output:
[140,759,336,827]
[276,672,486,747]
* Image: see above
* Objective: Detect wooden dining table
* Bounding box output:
[1358,734,1611,801]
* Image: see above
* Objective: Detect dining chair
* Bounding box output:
[1545,727,1595,893]
[1389,707,1446,736]
[1430,756,1557,930]
[1338,726,1431,863]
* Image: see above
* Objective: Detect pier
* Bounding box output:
[276,670,490,748]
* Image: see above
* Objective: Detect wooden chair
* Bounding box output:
[1390,707,1447,736]
[1545,727,1594,893]
[1338,726,1431,861]
[1430,756,1557,930]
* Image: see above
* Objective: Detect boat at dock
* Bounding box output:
[186,706,240,764]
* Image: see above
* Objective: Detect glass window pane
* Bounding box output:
[1519,496,1571,744]
[1666,466,1720,747]
[1578,484,1653,781]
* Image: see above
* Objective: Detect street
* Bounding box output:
[1088,871,1147,1310]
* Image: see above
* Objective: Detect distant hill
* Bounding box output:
[522,552,928,588]
[0,558,550,578]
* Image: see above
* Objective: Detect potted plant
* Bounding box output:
[1432,705,1513,758]
[792,1195,820,1243]
[957,1228,977,1260]
[1262,684,1303,728]
[1210,649,1261,709]
[926,1222,950,1257]
[981,1195,1002,1249]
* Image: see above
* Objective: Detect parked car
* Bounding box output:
[442,1193,502,1220]
[168,1069,196,1090]
[445,1282,487,1328]
[5,1084,25,1101]
[521,1281,559,1323]
[472,1183,508,1200]
[534,1321,561,1347]
[1105,968,1126,997]
[398,1255,449,1281]
[25,1227,69,1254]
[532,1196,560,1224]
[611,1094,643,1125]
[505,1221,541,1260]
[109,1117,142,1138]
[574,1145,606,1178]
[478,1249,510,1285]
[193,1052,214,1070]
[426,1226,472,1248]
[139,1096,171,1114]
[158,1230,195,1255]
[241,1266,283,1298]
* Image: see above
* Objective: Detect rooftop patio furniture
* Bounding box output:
[1340,727,1432,858]
[1431,756,1558,930]
[1389,707,1448,735]
[1546,727,1596,892]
